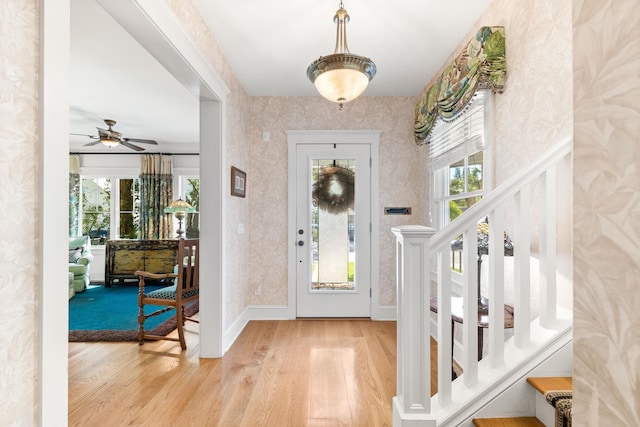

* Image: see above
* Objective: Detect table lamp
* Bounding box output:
[164,198,195,238]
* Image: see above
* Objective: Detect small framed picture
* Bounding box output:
[231,166,246,198]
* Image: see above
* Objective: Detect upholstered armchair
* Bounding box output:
[69,236,93,292]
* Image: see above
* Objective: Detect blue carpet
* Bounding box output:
[69,284,199,342]
[70,284,170,331]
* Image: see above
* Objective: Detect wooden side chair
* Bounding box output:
[134,238,199,350]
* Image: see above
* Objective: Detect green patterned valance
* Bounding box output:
[414,26,506,145]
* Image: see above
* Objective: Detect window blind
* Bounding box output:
[428,90,490,170]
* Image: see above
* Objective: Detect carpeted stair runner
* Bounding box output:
[544,391,572,427]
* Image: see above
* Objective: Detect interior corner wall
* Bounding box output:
[573,0,640,425]
[166,0,252,329]
[247,96,427,310]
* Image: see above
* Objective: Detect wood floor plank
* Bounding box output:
[473,417,544,427]
[526,376,572,394]
[69,319,404,426]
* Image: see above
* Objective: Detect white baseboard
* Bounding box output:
[223,307,249,354]
[246,305,293,320]
[372,305,396,321]
[222,305,292,353]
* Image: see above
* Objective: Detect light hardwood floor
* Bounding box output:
[69,319,437,427]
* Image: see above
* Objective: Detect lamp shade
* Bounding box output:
[100,137,120,148]
[164,199,195,214]
[308,54,375,105]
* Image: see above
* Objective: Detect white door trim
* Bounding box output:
[94,0,229,358]
[286,130,381,319]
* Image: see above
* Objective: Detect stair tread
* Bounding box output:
[527,376,572,394]
[473,417,544,427]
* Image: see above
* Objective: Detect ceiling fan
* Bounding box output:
[71,119,159,151]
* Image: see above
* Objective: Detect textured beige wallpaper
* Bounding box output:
[0,0,40,425]
[247,96,427,308]
[573,0,640,425]
[426,0,573,187]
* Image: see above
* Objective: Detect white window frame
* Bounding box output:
[429,89,494,231]
[78,173,141,244]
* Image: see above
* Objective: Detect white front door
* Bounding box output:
[295,143,371,317]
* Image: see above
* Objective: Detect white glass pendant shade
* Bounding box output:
[313,67,370,105]
[100,138,120,147]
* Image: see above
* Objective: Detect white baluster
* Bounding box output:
[437,249,452,406]
[462,225,478,387]
[514,186,531,347]
[488,207,505,367]
[539,167,557,328]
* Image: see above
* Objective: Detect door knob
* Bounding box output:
[298,240,304,246]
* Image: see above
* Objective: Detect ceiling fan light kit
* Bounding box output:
[307,1,376,110]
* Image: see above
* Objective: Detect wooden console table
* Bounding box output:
[429,296,514,377]
[105,239,179,286]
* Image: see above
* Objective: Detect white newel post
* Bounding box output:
[391,225,437,427]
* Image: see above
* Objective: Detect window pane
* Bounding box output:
[119,179,134,211]
[467,152,483,192]
[82,178,110,245]
[119,212,136,238]
[184,178,200,238]
[449,159,465,195]
[449,196,482,223]
[118,179,139,239]
[69,173,80,237]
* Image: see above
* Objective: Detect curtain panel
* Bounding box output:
[140,154,173,239]
[414,26,506,145]
[69,155,80,237]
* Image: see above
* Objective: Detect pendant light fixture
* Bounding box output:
[307,1,376,110]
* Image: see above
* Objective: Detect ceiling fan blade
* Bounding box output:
[124,138,158,145]
[70,133,98,139]
[121,141,146,152]
[83,140,102,146]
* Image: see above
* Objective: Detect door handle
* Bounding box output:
[298,240,304,246]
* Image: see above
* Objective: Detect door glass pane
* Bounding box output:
[311,159,355,291]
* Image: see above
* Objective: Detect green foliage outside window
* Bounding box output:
[82,178,111,245]
[118,179,140,239]
[185,178,200,238]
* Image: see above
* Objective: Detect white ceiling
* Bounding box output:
[69,0,492,153]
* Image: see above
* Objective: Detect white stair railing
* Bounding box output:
[392,138,573,427]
